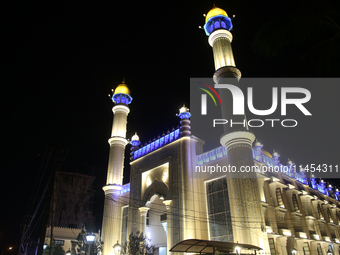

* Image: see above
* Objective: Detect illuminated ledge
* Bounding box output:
[195,146,338,198]
[132,129,180,161]
[120,183,130,195]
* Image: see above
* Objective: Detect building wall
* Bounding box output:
[115,133,340,255]
[45,227,82,254]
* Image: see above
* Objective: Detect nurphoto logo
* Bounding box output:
[198,83,312,128]
[197,82,222,115]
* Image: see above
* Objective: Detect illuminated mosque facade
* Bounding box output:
[100,7,340,255]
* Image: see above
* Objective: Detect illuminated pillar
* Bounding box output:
[204,7,268,252]
[163,200,172,255]
[102,80,132,255]
[139,207,150,235]
[177,106,195,239]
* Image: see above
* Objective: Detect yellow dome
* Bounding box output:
[131,132,139,141]
[114,80,130,95]
[205,7,228,23]
[262,149,273,159]
[179,104,189,113]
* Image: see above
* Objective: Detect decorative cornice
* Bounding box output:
[213,66,241,82]
[112,105,130,115]
[220,130,256,149]
[102,184,122,195]
[139,206,150,216]
[208,29,233,46]
[163,200,172,210]
[108,137,129,146]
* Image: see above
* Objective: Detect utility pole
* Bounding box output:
[36,148,68,255]
[49,169,57,255]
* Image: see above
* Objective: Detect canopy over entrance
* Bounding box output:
[169,239,262,254]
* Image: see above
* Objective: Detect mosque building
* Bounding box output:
[100,6,340,255]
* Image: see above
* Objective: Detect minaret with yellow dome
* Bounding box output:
[204,7,240,81]
[203,7,269,253]
[102,79,132,255]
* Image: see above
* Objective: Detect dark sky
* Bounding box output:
[2,0,340,252]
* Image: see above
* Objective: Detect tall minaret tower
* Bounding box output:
[204,7,268,252]
[102,80,132,255]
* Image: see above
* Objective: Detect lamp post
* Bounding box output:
[113,241,121,255]
[65,249,71,255]
[86,233,95,255]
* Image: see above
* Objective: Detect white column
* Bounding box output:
[139,207,150,236]
[163,200,172,255]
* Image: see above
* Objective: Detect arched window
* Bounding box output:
[214,21,220,29]
[268,238,276,255]
[121,206,129,244]
[317,244,323,255]
[317,204,324,220]
[292,194,300,212]
[327,208,333,223]
[221,21,227,28]
[303,242,311,255]
[276,188,284,207]
[146,210,150,226]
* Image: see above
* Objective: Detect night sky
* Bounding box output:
[2,0,340,253]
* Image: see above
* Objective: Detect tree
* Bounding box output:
[253,0,340,76]
[122,231,155,255]
[43,244,65,255]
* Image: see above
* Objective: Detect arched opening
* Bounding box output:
[146,195,167,255]
[142,181,170,255]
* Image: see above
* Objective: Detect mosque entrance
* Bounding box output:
[145,194,168,255]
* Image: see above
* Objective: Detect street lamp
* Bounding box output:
[1,247,13,255]
[292,247,297,255]
[113,241,121,255]
[65,249,71,255]
[86,233,96,255]
[86,234,96,243]
[43,243,48,250]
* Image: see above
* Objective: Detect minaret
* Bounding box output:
[102,80,132,255]
[204,7,268,251]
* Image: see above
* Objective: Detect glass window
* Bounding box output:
[206,177,232,242]
[303,242,310,255]
[214,21,220,29]
[268,238,276,255]
[317,204,324,219]
[292,194,300,212]
[121,206,129,245]
[276,188,284,207]
[54,240,64,245]
[327,208,333,222]
[317,244,323,255]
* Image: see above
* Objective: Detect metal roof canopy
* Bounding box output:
[169,239,262,254]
